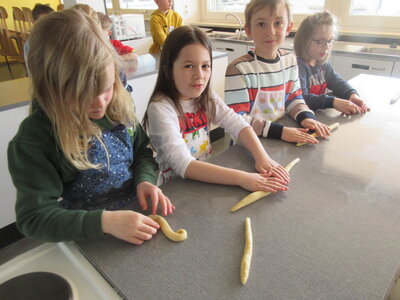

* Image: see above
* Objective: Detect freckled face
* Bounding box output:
[245,3,292,60]
[87,63,115,119]
[172,43,211,100]
[307,25,335,64]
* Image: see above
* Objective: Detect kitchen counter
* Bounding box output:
[208,32,400,61]
[75,74,400,299]
[126,51,228,80]
[0,51,228,112]
[0,78,31,111]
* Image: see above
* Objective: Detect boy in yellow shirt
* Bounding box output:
[149,0,182,54]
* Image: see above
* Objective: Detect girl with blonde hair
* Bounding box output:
[8,9,174,245]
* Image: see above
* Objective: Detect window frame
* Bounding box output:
[107,0,156,19]
[202,0,400,36]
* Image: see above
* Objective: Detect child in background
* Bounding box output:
[225,0,330,145]
[294,11,369,114]
[149,0,182,54]
[32,3,54,21]
[97,13,138,62]
[24,4,55,67]
[98,12,137,91]
[8,9,174,245]
[143,25,290,193]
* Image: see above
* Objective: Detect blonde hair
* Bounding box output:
[97,12,112,30]
[294,11,338,63]
[70,4,98,20]
[28,9,136,170]
[245,0,292,28]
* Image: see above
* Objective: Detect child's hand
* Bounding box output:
[281,127,318,144]
[255,158,290,183]
[101,210,160,245]
[333,98,362,115]
[349,94,370,113]
[300,118,331,139]
[136,181,175,216]
[240,172,289,193]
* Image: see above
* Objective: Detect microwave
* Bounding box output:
[110,14,146,41]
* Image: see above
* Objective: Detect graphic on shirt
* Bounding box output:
[179,110,211,160]
[162,110,211,184]
[309,67,328,95]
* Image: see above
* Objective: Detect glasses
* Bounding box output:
[311,38,337,47]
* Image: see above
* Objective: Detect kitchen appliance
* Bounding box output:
[111,14,146,41]
[0,242,123,299]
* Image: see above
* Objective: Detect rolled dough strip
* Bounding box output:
[240,217,253,284]
[230,158,300,212]
[296,122,340,147]
[148,215,187,242]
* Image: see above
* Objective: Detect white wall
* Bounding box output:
[64,0,106,13]
[175,0,201,24]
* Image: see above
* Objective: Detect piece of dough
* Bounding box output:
[230,158,300,212]
[240,217,253,284]
[296,122,340,147]
[148,215,187,242]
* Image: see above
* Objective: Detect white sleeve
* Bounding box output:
[147,100,195,178]
[211,92,250,139]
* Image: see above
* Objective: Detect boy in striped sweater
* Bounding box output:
[225,0,330,144]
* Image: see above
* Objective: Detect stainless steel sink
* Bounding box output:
[226,35,252,42]
[208,33,235,39]
[359,46,400,56]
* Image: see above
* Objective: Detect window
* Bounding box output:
[208,0,325,15]
[203,0,400,35]
[106,0,157,18]
[350,0,400,16]
[118,0,157,10]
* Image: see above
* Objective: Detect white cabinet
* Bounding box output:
[332,55,394,80]
[123,37,153,56]
[0,105,30,228]
[392,61,400,78]
[211,40,248,64]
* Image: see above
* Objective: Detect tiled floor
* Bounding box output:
[0,62,27,82]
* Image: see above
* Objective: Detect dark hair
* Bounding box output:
[32,4,54,21]
[143,25,215,130]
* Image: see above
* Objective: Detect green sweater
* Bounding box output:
[8,106,157,242]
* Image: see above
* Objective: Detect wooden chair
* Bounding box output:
[0,6,26,78]
[21,7,34,31]
[11,7,29,61]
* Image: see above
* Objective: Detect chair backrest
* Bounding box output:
[0,6,11,53]
[12,7,29,35]
[21,7,33,30]
[0,6,25,62]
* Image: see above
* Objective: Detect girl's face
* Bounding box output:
[87,63,115,119]
[172,43,211,101]
[307,25,336,65]
[245,3,292,60]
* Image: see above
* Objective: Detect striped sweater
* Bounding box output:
[225,50,315,139]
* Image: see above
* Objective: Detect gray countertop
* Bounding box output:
[126,51,228,80]
[76,74,400,300]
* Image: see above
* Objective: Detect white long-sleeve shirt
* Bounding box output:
[147,92,249,184]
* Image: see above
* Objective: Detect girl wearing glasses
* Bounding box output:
[294,11,369,114]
